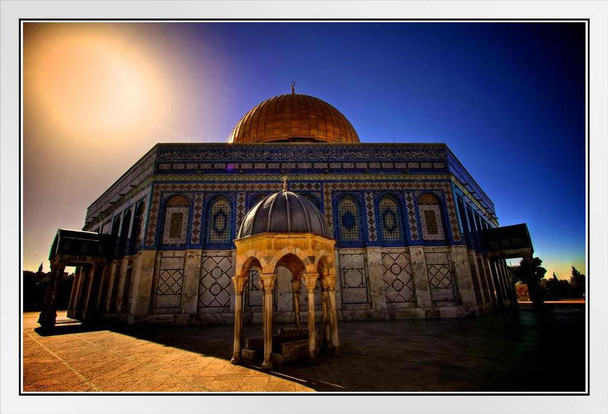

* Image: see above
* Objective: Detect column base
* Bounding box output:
[230,356,241,365]
[261,360,273,372]
[37,310,57,330]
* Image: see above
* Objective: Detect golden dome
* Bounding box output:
[228,93,360,144]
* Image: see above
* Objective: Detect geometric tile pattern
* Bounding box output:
[198,253,233,309]
[443,188,462,241]
[339,252,369,305]
[156,258,184,309]
[426,252,456,302]
[157,268,184,295]
[291,182,322,191]
[145,180,462,247]
[381,252,416,303]
[364,192,377,242]
[405,191,420,241]
[190,193,204,244]
[146,182,282,247]
[427,264,452,289]
[235,192,246,230]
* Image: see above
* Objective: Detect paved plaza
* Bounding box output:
[22,304,586,393]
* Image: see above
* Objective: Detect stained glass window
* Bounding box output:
[207,197,231,244]
[337,196,361,242]
[379,195,403,241]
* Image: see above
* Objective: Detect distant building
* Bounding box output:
[42,89,518,329]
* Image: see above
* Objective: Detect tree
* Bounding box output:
[570,266,586,298]
[542,277,572,300]
[509,257,546,310]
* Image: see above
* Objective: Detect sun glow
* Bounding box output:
[24,23,170,142]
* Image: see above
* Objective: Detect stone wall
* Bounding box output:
[84,244,503,325]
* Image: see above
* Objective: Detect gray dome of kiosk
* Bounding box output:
[237,190,332,239]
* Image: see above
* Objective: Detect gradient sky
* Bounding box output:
[22,22,586,279]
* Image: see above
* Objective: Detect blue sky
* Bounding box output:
[23,22,586,278]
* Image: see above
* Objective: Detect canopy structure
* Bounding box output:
[231,188,339,370]
[39,229,112,329]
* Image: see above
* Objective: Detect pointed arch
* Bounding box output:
[161,194,190,246]
[335,194,363,245]
[417,192,446,242]
[204,195,233,247]
[377,193,405,244]
[129,200,146,253]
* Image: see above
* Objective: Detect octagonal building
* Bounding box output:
[53,89,516,326]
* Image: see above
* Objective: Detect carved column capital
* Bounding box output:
[321,276,337,291]
[303,273,319,291]
[232,276,247,294]
[260,273,277,291]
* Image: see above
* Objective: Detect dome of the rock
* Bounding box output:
[228,92,359,144]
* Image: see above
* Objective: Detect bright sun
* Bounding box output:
[25,24,168,140]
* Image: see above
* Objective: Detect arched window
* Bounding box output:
[206,196,232,245]
[130,201,145,253]
[337,195,362,243]
[378,194,404,242]
[162,195,190,246]
[118,209,132,256]
[417,193,446,241]
[111,216,121,257]
[248,193,267,210]
[301,193,321,210]
[457,197,471,245]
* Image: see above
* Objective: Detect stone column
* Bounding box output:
[450,245,477,307]
[75,267,89,319]
[489,259,505,311]
[304,273,319,363]
[182,250,202,314]
[103,262,117,313]
[260,273,276,371]
[115,258,127,313]
[321,282,331,350]
[292,279,302,329]
[479,255,496,303]
[365,247,387,310]
[94,264,109,314]
[230,276,247,364]
[326,274,340,354]
[38,261,66,330]
[67,270,79,313]
[130,250,157,317]
[409,246,432,308]
[67,269,82,318]
[83,263,98,320]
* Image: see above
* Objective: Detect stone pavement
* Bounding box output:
[22,304,586,393]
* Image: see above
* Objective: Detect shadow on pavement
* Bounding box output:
[29,303,586,392]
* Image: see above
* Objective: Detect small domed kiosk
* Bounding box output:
[231,179,339,370]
